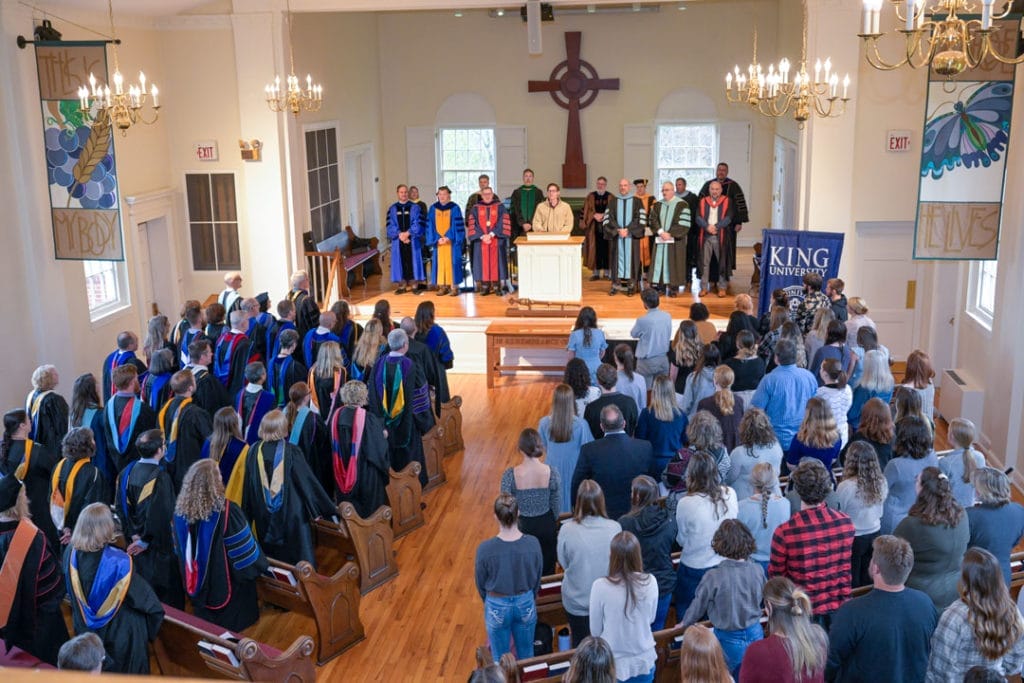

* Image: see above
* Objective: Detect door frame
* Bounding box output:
[125,187,183,334]
[772,135,798,230]
[343,142,381,239]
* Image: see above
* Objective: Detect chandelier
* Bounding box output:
[724,7,851,127]
[859,0,1024,77]
[76,0,159,134]
[265,0,323,116]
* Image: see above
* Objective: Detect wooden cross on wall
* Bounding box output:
[528,32,619,188]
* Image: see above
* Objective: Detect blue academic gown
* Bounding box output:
[386,201,426,282]
[303,328,341,368]
[426,201,465,286]
[235,388,276,445]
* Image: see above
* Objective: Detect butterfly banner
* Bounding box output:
[913,19,1019,260]
[35,42,124,261]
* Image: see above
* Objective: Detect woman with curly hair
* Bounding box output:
[663,411,732,499]
[173,459,268,632]
[834,441,888,587]
[670,320,703,394]
[785,397,842,475]
[925,548,1024,682]
[727,408,783,500]
[564,357,601,417]
[895,466,969,609]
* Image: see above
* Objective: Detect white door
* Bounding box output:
[855,221,923,360]
[344,145,379,238]
[772,135,797,230]
[140,217,174,317]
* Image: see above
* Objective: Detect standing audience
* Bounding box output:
[966,467,1024,585]
[500,428,560,574]
[573,405,653,519]
[618,475,678,631]
[785,397,842,476]
[833,441,888,588]
[842,397,895,469]
[901,350,936,423]
[679,624,734,683]
[635,375,688,478]
[613,344,647,411]
[751,339,818,454]
[538,383,593,514]
[740,577,828,683]
[727,408,783,500]
[697,365,744,452]
[880,416,939,533]
[630,289,672,387]
[736,462,789,574]
[938,418,985,508]
[568,306,607,385]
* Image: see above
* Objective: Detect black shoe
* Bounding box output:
[668,288,678,298]
[395,287,407,295]
[609,286,617,296]
[590,274,600,281]
[627,284,636,297]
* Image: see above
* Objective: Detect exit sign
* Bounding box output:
[193,140,219,161]
[886,130,912,153]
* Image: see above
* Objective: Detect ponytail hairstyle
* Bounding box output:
[285,382,312,430]
[763,577,828,679]
[749,462,779,528]
[613,343,636,382]
[819,357,848,390]
[2,409,28,470]
[948,418,979,484]
[573,306,597,348]
[735,329,758,359]
[712,365,735,416]
[70,373,101,426]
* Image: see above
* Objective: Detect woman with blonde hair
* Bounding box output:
[727,408,783,500]
[740,577,828,683]
[804,307,835,366]
[736,461,788,574]
[66,503,164,673]
[538,383,593,514]
[25,363,68,452]
[834,442,888,587]
[900,349,936,422]
[844,297,875,345]
[697,365,745,451]
[142,313,172,363]
[309,341,346,417]
[636,375,688,478]
[785,397,842,475]
[589,531,658,682]
[847,349,895,431]
[201,406,247,485]
[226,409,336,567]
[350,318,386,382]
[938,417,985,508]
[926,548,1024,681]
[679,625,733,683]
[670,320,703,394]
[173,459,267,632]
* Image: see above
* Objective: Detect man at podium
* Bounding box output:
[530,183,574,233]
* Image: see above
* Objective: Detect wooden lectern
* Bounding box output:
[515,235,585,303]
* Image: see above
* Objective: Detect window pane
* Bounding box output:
[323,201,341,238]
[327,164,339,202]
[214,223,241,270]
[656,124,717,196]
[83,260,118,310]
[310,206,323,243]
[308,170,321,208]
[326,131,338,165]
[979,261,997,315]
[210,174,236,221]
[185,174,212,222]
[305,130,319,168]
[439,127,497,208]
[318,130,329,170]
[190,223,217,270]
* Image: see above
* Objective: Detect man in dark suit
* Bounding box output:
[571,405,653,519]
[583,364,639,439]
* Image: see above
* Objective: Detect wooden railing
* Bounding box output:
[304,249,344,309]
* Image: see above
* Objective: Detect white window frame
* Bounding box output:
[83,259,131,322]
[966,259,998,332]
[183,171,241,272]
[301,121,344,245]
[654,122,719,193]
[437,126,497,210]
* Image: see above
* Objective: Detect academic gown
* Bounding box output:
[72,406,113,484]
[257,312,279,362]
[50,457,110,533]
[170,317,190,362]
[205,322,227,343]
[288,406,333,493]
[603,195,647,283]
[367,354,435,488]
[582,190,611,271]
[422,325,455,370]
[64,546,164,674]
[103,395,158,474]
[426,201,466,286]
[696,195,737,281]
[141,372,173,412]
[510,185,545,239]
[1,440,61,552]
[466,199,512,284]
[269,355,308,408]
[303,329,342,368]
[201,437,249,487]
[116,460,183,607]
[236,389,276,446]
[699,177,748,282]
[190,366,231,416]
[310,370,345,419]
[387,201,426,282]
[406,337,450,416]
[678,190,701,280]
[329,406,390,518]
[25,390,68,453]
[173,502,267,632]
[288,289,321,342]
[335,320,363,361]
[0,519,68,665]
[227,439,336,567]
[648,198,691,287]
[160,397,213,491]
[213,332,251,396]
[101,350,147,403]
[245,317,268,365]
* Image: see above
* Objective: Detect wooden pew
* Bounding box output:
[387,461,425,538]
[496,649,575,682]
[257,558,365,665]
[313,502,398,594]
[439,396,464,456]
[0,644,53,670]
[154,604,316,682]
[422,424,447,492]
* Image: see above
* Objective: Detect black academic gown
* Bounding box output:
[289,289,321,342]
[26,391,68,453]
[115,460,183,607]
[101,352,147,403]
[141,373,174,413]
[367,354,435,488]
[405,338,449,416]
[290,408,332,493]
[246,320,268,364]
[679,190,701,281]
[311,373,344,420]
[1,440,60,552]
[699,177,748,283]
[160,398,213,492]
[214,333,251,396]
[329,407,390,518]
[235,440,336,567]
[50,457,110,532]
[64,547,164,674]
[103,395,158,474]
[0,519,68,665]
[190,366,231,416]
[173,502,268,632]
[269,355,307,408]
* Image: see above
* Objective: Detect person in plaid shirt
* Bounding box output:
[769,458,854,629]
[795,273,832,335]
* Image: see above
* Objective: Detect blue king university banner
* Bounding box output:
[757,229,845,316]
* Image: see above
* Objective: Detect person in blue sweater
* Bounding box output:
[750,339,818,454]
[826,534,938,683]
[567,306,607,385]
[635,375,688,478]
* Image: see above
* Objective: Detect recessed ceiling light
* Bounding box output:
[496,8,505,15]
[677,2,687,9]
[587,4,596,12]
[454,10,463,16]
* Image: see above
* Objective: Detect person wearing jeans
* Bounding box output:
[474,493,543,660]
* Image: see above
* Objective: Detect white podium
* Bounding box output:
[515,235,584,303]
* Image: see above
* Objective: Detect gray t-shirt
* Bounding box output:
[474,535,543,600]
